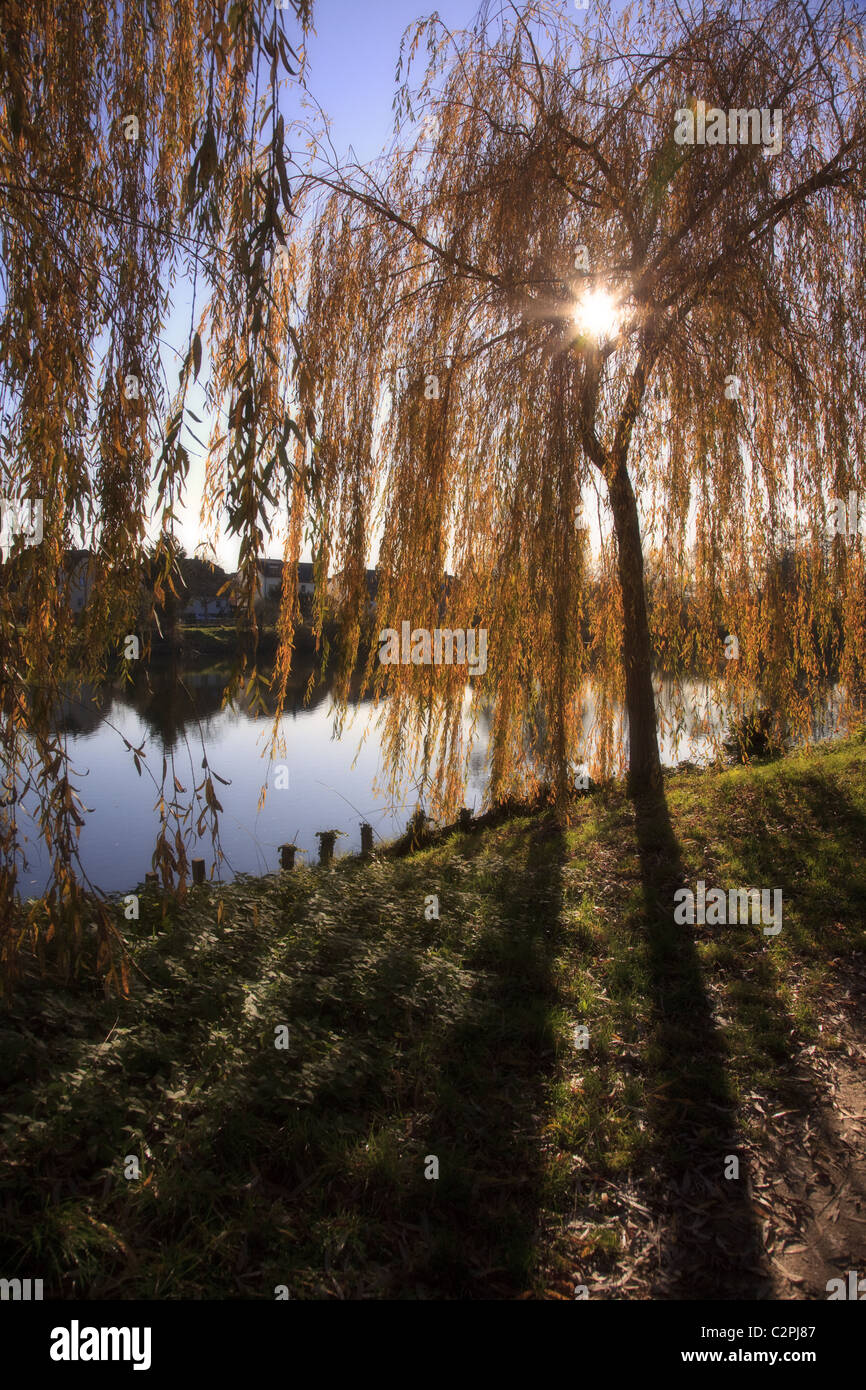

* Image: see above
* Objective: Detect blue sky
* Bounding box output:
[298,0,481,165]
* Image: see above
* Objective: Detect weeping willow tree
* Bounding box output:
[0,0,310,993]
[3,0,866,999]
[291,0,866,819]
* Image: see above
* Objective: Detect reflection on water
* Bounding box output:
[10,658,850,897]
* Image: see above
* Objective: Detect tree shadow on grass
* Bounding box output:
[413,817,567,1295]
[633,789,764,1298]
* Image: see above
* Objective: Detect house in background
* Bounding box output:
[182,594,233,623]
[297,562,316,604]
[256,559,285,601]
[255,559,317,616]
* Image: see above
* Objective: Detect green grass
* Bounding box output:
[167,622,324,660]
[2,732,865,1298]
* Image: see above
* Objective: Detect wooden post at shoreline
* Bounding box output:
[142,812,467,885]
[316,830,337,866]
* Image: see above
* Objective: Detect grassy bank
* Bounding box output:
[2,734,865,1298]
[149,622,323,663]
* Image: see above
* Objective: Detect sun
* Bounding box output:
[573,289,619,342]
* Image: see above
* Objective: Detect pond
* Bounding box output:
[7,656,849,897]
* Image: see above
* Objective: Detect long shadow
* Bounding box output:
[416,817,566,1295]
[633,788,764,1298]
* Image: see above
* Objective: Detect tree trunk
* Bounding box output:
[607,460,663,798]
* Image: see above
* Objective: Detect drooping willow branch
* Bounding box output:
[0,0,311,994]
